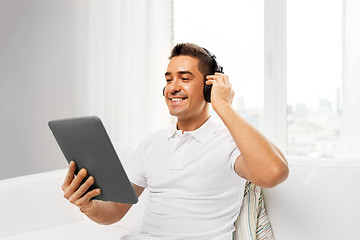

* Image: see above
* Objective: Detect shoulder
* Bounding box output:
[129,125,171,164]
[209,118,240,155]
[212,119,234,141]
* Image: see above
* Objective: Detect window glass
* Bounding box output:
[287,0,342,157]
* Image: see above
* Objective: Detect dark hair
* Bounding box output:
[169,43,219,77]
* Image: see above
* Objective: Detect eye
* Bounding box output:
[166,79,172,83]
[182,78,189,81]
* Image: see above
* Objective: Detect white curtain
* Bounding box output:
[87,0,172,146]
[341,0,360,158]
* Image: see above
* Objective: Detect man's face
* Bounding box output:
[164,55,208,121]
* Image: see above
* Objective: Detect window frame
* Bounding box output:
[263,0,287,153]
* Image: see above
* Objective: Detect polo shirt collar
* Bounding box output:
[167,116,219,143]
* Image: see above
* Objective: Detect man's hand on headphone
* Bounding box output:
[205,72,235,110]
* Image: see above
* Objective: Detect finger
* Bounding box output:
[206,74,219,79]
[77,188,101,207]
[222,74,230,86]
[206,75,220,84]
[69,176,96,202]
[214,72,226,84]
[64,168,88,198]
[62,161,76,191]
[207,74,225,84]
[205,80,218,86]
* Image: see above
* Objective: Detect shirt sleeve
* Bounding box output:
[230,147,241,172]
[226,131,241,175]
[126,143,148,188]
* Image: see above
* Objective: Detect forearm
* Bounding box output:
[213,102,288,185]
[81,200,132,225]
[214,103,278,158]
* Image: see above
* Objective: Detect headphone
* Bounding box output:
[163,48,223,103]
[202,48,224,102]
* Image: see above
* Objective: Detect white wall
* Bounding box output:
[0,0,173,180]
[0,0,89,179]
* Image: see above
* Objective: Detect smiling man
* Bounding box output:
[61,43,289,240]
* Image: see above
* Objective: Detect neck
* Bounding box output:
[176,114,210,133]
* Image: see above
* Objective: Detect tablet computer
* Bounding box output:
[48,116,138,204]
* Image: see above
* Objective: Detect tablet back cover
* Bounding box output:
[48,116,138,204]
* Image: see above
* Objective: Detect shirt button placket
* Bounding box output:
[170,134,187,170]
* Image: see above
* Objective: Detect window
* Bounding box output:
[173,0,343,158]
[287,0,342,157]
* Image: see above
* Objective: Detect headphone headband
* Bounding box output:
[202,47,224,74]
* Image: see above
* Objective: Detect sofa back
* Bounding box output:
[263,156,360,240]
[2,144,359,239]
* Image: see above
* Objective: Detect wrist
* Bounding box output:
[212,101,232,114]
[80,200,98,215]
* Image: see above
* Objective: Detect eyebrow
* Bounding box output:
[165,71,194,77]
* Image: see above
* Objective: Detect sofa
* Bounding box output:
[1,144,359,240]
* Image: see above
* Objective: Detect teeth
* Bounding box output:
[171,98,184,102]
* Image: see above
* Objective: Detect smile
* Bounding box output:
[170,98,186,102]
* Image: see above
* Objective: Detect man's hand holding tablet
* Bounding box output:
[62,161,101,214]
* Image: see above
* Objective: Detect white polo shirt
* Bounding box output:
[123,117,246,240]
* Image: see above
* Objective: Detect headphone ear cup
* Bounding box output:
[203,84,212,103]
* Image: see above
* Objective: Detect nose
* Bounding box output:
[168,78,182,94]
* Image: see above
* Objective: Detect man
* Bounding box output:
[62,43,289,239]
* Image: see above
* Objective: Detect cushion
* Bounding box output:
[262,156,360,240]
